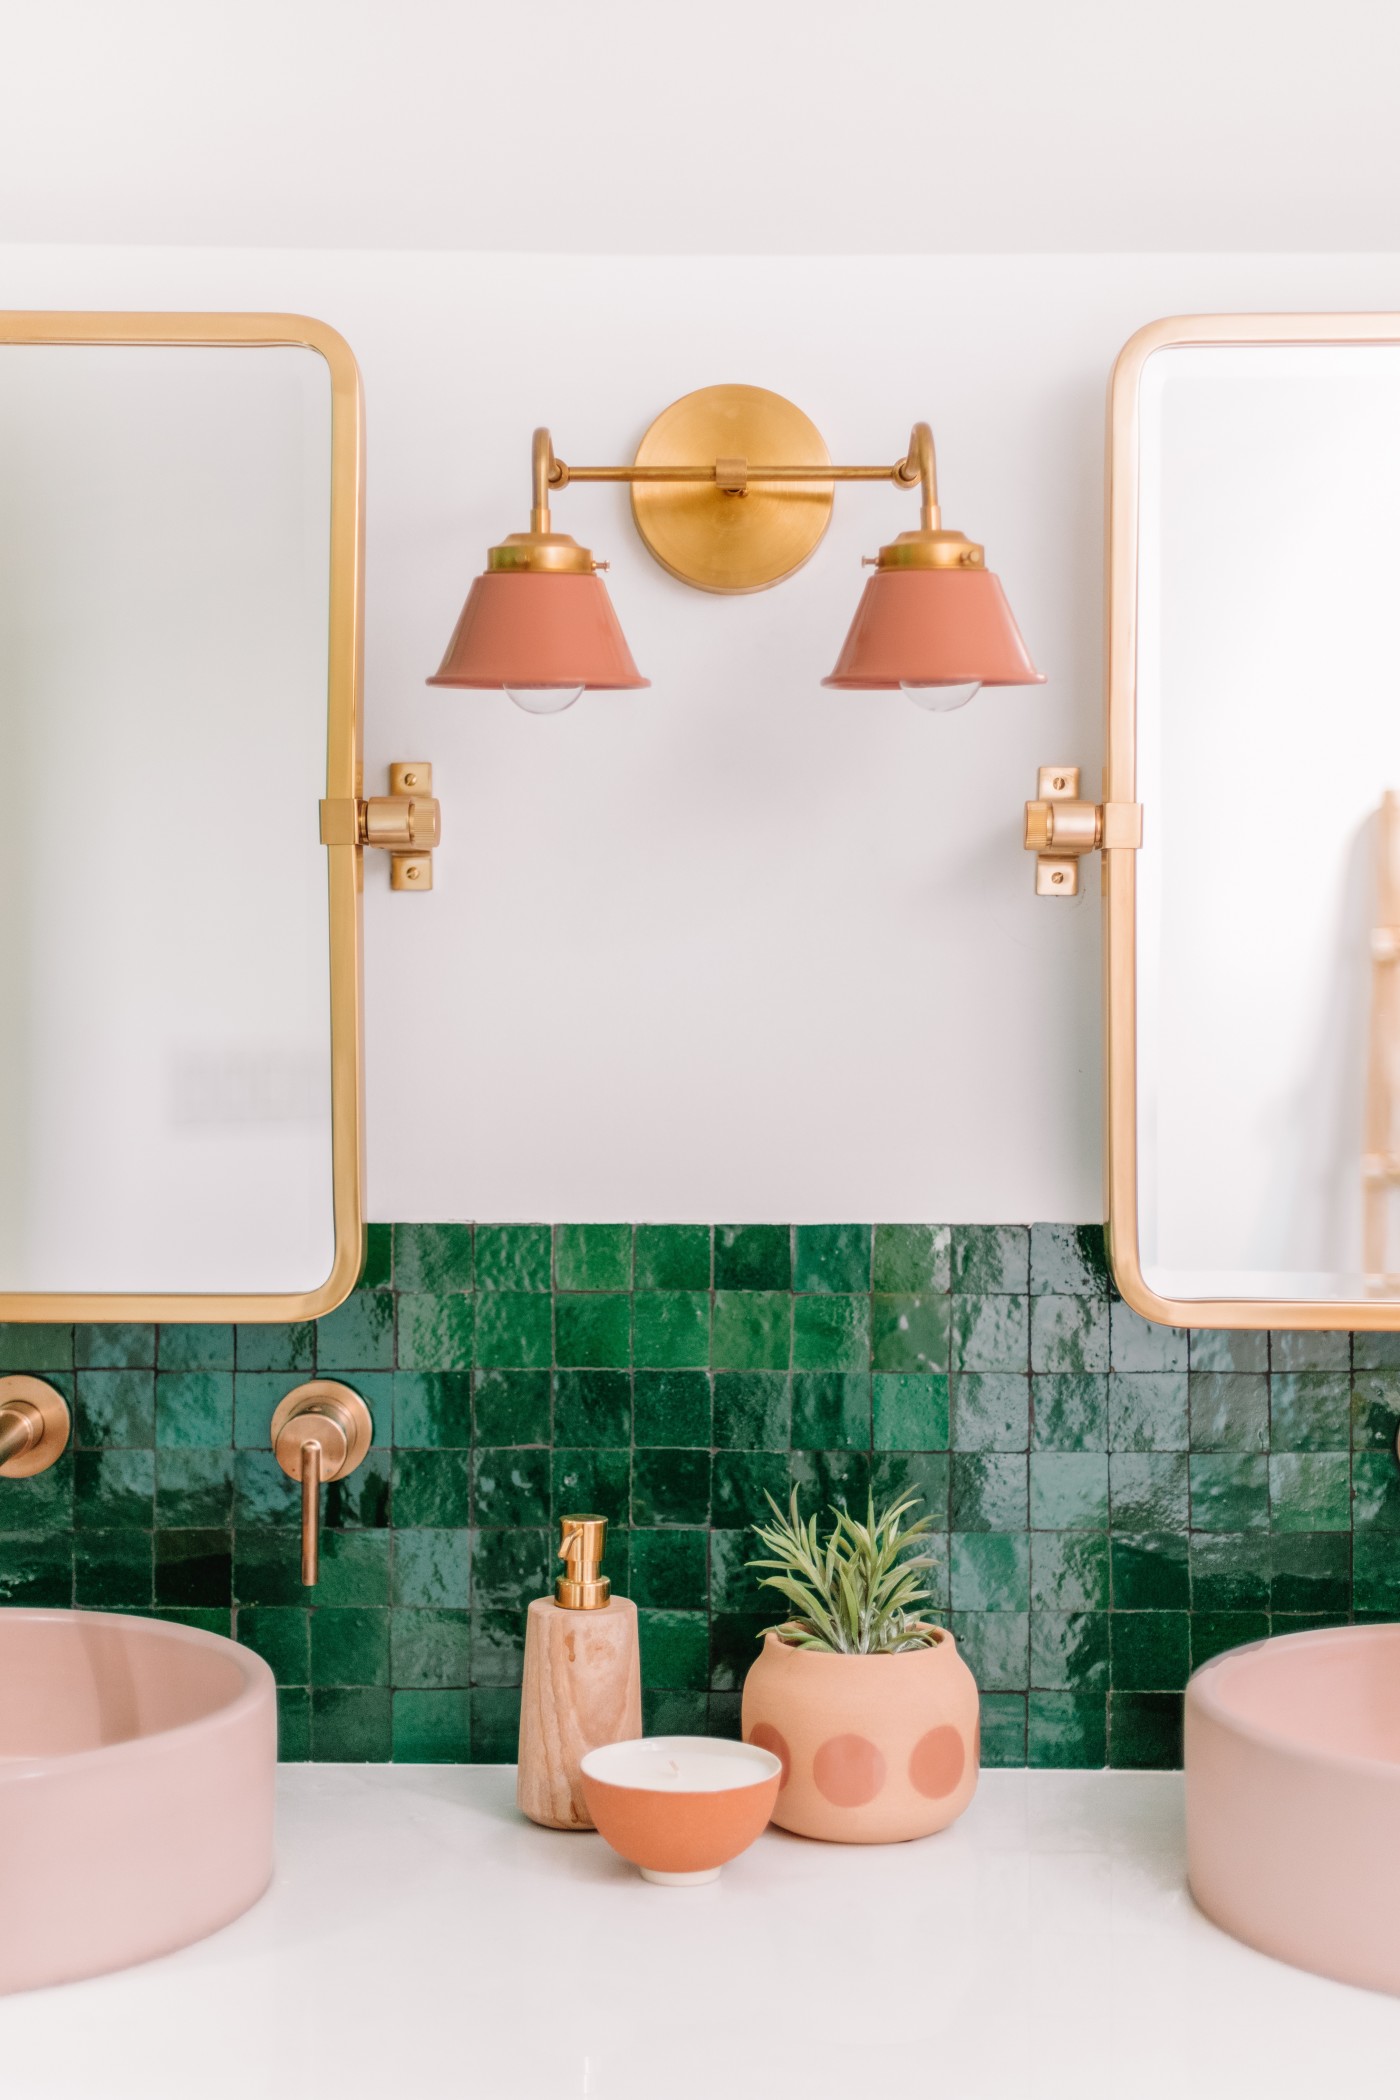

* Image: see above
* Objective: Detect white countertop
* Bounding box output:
[3,1766,1397,2099]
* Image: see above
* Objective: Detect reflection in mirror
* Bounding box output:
[1133,341,1400,1306]
[0,336,347,1300]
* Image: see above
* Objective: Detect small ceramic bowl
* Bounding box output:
[580,1735,782,1885]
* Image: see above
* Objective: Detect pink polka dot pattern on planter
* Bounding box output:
[909,1724,966,1799]
[813,1733,886,1807]
[747,1721,791,1788]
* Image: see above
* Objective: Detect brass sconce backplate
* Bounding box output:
[630,385,834,594]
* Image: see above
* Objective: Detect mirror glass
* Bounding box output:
[0,340,340,1297]
[1133,340,1400,1307]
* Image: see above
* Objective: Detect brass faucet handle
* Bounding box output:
[0,1376,70,1478]
[271,1382,374,1587]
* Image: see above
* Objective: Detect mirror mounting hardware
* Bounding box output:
[320,761,441,892]
[1024,765,1142,896]
[270,1382,373,1586]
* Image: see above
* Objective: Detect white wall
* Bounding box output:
[6,0,1400,254]
[6,248,1400,1223]
[4,6,1398,1222]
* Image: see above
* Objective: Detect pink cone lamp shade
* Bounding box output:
[823,568,1045,690]
[428,571,649,691]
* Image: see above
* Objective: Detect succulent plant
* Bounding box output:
[747,1486,941,1654]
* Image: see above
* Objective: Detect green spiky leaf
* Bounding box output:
[746,1486,942,1654]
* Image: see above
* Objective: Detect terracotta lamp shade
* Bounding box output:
[428,571,649,691]
[823,568,1045,690]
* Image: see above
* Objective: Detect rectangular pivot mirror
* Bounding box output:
[1108,315,1400,1329]
[0,314,363,1322]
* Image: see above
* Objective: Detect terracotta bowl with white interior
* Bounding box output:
[580,1735,782,1885]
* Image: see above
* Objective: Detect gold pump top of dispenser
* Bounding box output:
[555,1513,611,1610]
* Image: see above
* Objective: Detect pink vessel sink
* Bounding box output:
[0,1609,276,1994]
[1186,1623,1400,1994]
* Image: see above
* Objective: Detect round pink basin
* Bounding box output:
[0,1609,276,1994]
[1186,1624,1400,1994]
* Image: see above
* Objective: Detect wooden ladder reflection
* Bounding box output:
[1363,790,1400,1290]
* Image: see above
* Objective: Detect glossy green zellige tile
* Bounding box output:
[1031,1374,1108,1452]
[1030,1296,1109,1376]
[634,1224,711,1292]
[793,1224,871,1295]
[473,1292,552,1369]
[871,1294,949,1374]
[473,1224,551,1292]
[1108,1373,1188,1452]
[1029,1224,1108,1299]
[872,1224,950,1295]
[952,1225,1028,1295]
[632,1293,710,1370]
[952,1373,1029,1453]
[472,1369,550,1447]
[1188,1453,1270,1532]
[552,1369,630,1446]
[554,1294,630,1369]
[713,1225,791,1292]
[554,1224,632,1293]
[872,1372,949,1452]
[952,1296,1029,1374]
[393,1224,473,1294]
[712,1373,790,1450]
[633,1370,711,1447]
[712,1292,791,1372]
[791,1373,869,1452]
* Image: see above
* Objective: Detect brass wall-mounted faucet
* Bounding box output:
[0,1376,70,1477]
[270,1382,374,1585]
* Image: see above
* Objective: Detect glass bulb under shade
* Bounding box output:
[900,680,982,713]
[505,684,584,716]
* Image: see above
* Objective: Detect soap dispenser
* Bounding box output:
[517,1514,642,1830]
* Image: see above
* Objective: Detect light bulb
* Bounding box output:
[505,684,583,716]
[900,680,982,713]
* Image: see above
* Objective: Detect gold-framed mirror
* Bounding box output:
[0,312,364,1322]
[1105,314,1400,1329]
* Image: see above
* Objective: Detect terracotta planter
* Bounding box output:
[741,1627,979,1843]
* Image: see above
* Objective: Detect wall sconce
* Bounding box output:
[428,384,1045,714]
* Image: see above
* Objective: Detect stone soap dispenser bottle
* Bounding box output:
[517,1514,641,1830]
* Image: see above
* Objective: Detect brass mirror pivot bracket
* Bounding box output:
[1024,765,1142,896]
[555,1513,611,1610]
[0,1376,70,1477]
[320,761,441,892]
[271,1381,374,1586]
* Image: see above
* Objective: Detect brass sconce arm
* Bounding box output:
[1024,765,1142,895]
[541,418,937,505]
[513,407,969,595]
[320,761,441,892]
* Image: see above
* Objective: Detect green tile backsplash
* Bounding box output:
[1,1220,1393,1771]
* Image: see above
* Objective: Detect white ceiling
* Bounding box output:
[4,0,1399,254]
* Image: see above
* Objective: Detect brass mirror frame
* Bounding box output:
[0,312,365,1324]
[1106,311,1400,1331]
